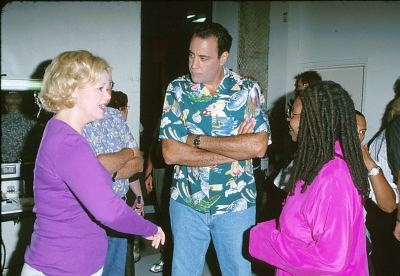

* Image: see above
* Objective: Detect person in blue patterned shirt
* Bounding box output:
[83,87,145,276]
[160,22,270,276]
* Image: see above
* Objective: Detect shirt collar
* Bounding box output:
[334,140,344,156]
[188,67,237,91]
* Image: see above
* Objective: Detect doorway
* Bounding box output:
[140,1,212,153]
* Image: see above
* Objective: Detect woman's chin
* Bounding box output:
[90,112,104,122]
[96,113,105,121]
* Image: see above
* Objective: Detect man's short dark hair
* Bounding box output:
[193,22,232,57]
[294,70,322,87]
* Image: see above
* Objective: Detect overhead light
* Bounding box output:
[1,79,42,91]
[187,14,195,19]
[192,17,206,23]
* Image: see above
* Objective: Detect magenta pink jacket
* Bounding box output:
[249,142,367,275]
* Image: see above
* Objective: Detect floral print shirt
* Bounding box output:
[83,107,138,198]
[159,68,270,215]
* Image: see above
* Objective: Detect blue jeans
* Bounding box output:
[169,199,255,276]
[101,236,127,276]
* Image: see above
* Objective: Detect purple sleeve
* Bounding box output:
[54,134,157,236]
[249,171,361,274]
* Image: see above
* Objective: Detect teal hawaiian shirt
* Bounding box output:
[159,68,270,215]
[82,107,138,198]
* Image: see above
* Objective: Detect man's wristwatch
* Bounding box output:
[112,171,118,182]
[368,166,381,177]
[193,135,201,148]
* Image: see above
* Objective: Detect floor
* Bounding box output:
[132,236,273,276]
[133,238,214,276]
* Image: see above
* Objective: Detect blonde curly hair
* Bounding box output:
[39,50,112,113]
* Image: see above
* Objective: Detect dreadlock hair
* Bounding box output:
[288,81,369,197]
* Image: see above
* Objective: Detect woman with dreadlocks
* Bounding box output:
[249,81,369,275]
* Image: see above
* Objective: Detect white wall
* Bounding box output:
[212,1,240,72]
[268,1,400,142]
[1,1,142,140]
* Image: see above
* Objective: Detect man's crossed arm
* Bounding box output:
[162,118,268,167]
[97,147,144,179]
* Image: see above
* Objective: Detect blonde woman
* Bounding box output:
[22,50,164,276]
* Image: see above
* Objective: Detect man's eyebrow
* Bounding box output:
[188,51,211,59]
[198,54,210,59]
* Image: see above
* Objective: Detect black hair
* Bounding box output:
[355,110,365,118]
[294,71,322,86]
[108,90,128,110]
[288,81,369,197]
[5,92,23,105]
[192,22,232,57]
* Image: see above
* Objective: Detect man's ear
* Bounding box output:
[219,51,229,66]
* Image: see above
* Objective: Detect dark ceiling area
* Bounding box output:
[142,1,212,35]
[140,1,212,151]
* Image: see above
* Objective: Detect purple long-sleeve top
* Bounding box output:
[249,142,368,275]
[24,118,157,275]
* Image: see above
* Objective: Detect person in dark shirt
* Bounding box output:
[1,92,36,163]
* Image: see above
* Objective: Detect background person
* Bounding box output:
[356,110,398,274]
[265,71,322,220]
[144,121,173,274]
[82,88,145,276]
[108,90,144,268]
[386,116,400,242]
[22,50,164,276]
[293,70,322,96]
[356,110,398,212]
[250,81,369,275]
[108,90,129,120]
[363,97,400,275]
[386,117,400,259]
[284,70,322,162]
[1,92,37,163]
